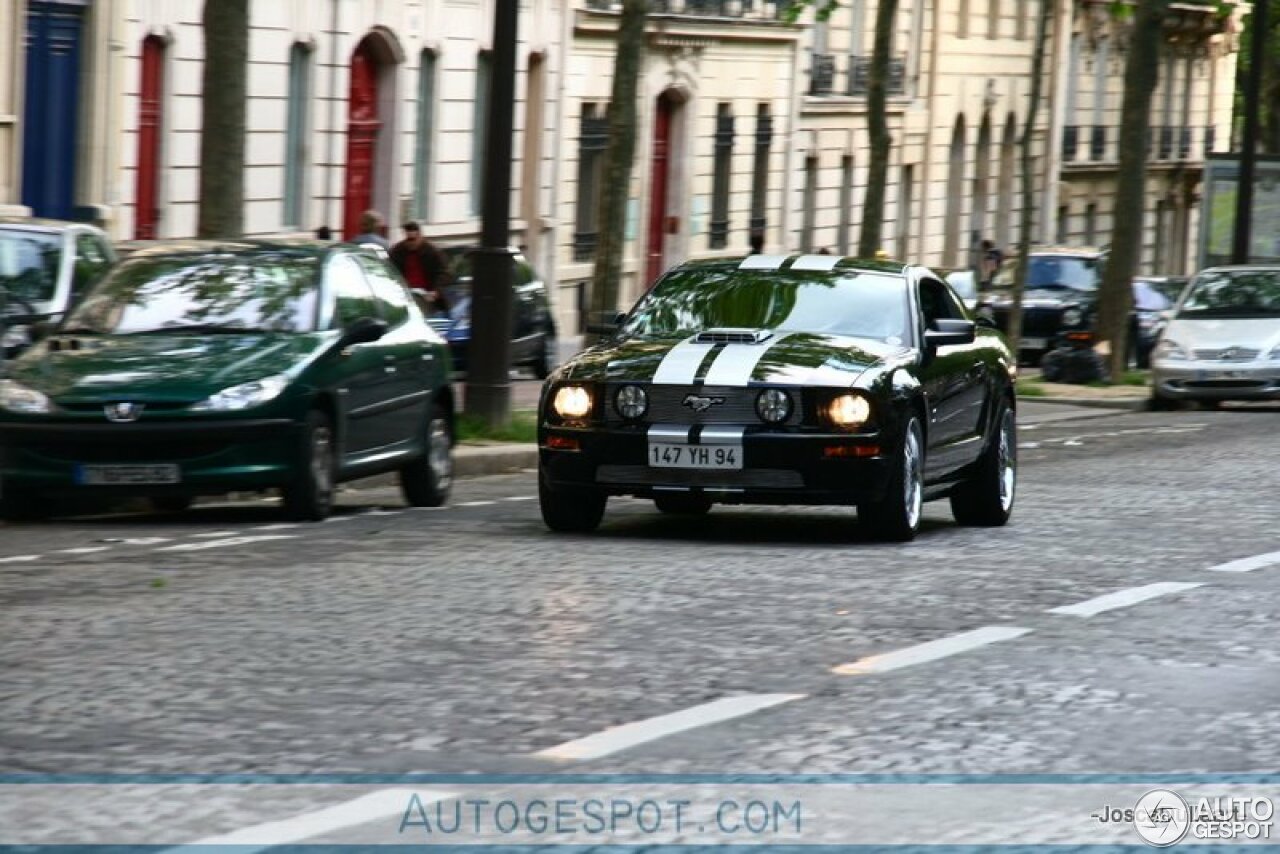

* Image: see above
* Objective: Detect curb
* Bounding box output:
[343,443,537,492]
[1017,394,1147,412]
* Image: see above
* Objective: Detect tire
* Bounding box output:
[539,472,606,533]
[1040,349,1067,382]
[151,495,194,514]
[1148,390,1180,411]
[532,335,554,380]
[950,400,1016,527]
[281,411,336,521]
[400,403,453,507]
[0,487,46,522]
[858,416,924,542]
[653,493,713,516]
[1136,345,1152,370]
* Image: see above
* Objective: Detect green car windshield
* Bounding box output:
[0,229,61,305]
[63,253,321,334]
[1179,269,1280,319]
[622,268,911,343]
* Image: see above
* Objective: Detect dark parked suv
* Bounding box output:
[977,247,1105,363]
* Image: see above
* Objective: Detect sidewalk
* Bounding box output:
[1017,369,1149,411]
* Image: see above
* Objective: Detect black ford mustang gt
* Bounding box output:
[538,255,1018,541]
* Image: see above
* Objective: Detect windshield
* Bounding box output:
[63,252,321,334]
[621,268,911,343]
[1177,269,1280,319]
[0,229,62,306]
[991,255,1101,291]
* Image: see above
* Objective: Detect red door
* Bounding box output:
[645,94,674,288]
[343,41,380,239]
[135,36,165,239]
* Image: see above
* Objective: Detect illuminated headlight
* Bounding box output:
[552,385,593,419]
[0,379,52,414]
[190,373,289,412]
[1,324,31,350]
[1061,307,1083,327]
[614,384,648,420]
[1153,340,1188,361]
[755,388,792,424]
[827,393,872,429]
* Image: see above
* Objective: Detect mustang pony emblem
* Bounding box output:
[104,402,144,423]
[682,394,726,413]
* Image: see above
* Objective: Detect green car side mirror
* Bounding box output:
[338,316,389,348]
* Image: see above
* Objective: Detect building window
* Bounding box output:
[898,164,914,258]
[958,0,970,38]
[987,0,1000,39]
[1153,200,1167,271]
[1084,203,1097,245]
[801,155,818,253]
[1016,0,1032,40]
[573,103,608,262]
[944,118,966,266]
[282,43,311,230]
[838,155,854,255]
[472,50,493,216]
[749,103,773,236]
[414,50,437,222]
[709,104,734,249]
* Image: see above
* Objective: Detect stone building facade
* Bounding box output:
[2,0,1242,334]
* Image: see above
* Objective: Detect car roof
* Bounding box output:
[1026,245,1106,258]
[0,217,100,233]
[671,254,910,277]
[117,237,341,261]
[1196,264,1280,273]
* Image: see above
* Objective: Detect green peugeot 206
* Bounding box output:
[0,240,455,521]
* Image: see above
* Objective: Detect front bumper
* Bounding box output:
[0,417,302,495]
[1152,361,1280,400]
[539,424,894,505]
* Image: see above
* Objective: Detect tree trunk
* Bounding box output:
[856,0,899,258]
[1100,0,1168,381]
[197,0,249,238]
[586,0,647,345]
[1006,0,1055,354]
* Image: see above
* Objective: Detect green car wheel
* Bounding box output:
[282,411,336,521]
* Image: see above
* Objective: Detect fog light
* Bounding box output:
[615,384,648,420]
[755,388,792,424]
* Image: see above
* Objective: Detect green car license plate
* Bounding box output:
[75,464,181,485]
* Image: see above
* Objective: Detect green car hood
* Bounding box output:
[8,332,328,405]
[561,331,910,387]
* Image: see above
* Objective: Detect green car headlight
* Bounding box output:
[0,379,52,414]
[190,373,290,412]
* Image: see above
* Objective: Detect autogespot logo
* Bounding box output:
[1133,789,1191,847]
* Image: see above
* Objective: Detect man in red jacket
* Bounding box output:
[389,221,451,311]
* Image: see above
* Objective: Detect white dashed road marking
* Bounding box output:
[1046,582,1204,618]
[0,554,40,564]
[192,530,237,539]
[155,535,297,553]
[503,496,536,502]
[533,694,806,761]
[253,523,299,531]
[458,500,497,507]
[57,546,110,555]
[832,627,1033,675]
[168,788,452,851]
[1207,550,1280,574]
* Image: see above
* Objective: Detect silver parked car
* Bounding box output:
[0,218,117,357]
[1150,266,1280,409]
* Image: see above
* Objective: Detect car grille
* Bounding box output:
[1192,347,1260,362]
[605,384,799,426]
[993,306,1063,338]
[1182,380,1270,390]
[23,440,231,463]
[596,465,804,489]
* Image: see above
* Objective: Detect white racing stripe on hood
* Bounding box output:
[701,333,792,387]
[651,340,717,384]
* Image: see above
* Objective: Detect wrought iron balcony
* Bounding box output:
[1204,125,1216,157]
[1089,125,1107,161]
[1063,125,1079,163]
[848,56,906,97]
[810,53,837,95]
[1178,126,1193,159]
[1158,125,1175,160]
[587,0,792,20]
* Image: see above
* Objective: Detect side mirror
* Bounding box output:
[973,314,997,330]
[924,318,976,349]
[585,311,627,337]
[338,316,389,348]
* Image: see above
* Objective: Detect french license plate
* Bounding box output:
[648,442,742,470]
[75,464,181,485]
[1197,370,1245,381]
[1022,337,1049,350]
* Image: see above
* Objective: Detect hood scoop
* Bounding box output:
[695,328,774,345]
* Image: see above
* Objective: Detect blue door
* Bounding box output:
[22,2,85,220]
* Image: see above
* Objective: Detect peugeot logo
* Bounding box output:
[105,402,143,423]
[682,394,726,413]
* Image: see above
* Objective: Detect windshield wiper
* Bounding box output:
[123,324,262,335]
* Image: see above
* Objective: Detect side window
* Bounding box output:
[515,260,535,287]
[355,253,412,328]
[919,277,966,328]
[72,234,112,301]
[327,254,380,329]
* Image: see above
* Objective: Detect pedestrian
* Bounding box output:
[353,210,389,249]
[749,230,765,254]
[389,221,451,312]
[980,239,1003,286]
